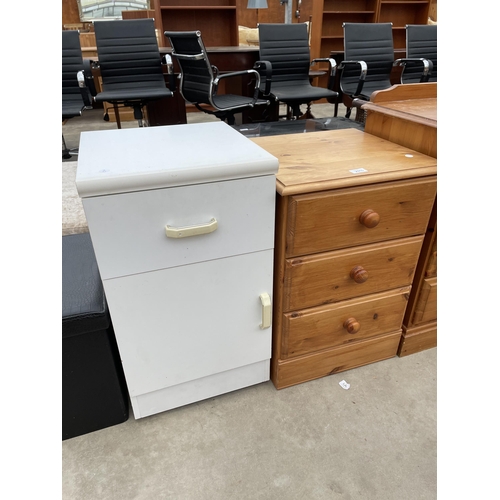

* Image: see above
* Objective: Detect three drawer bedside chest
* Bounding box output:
[250,129,437,389]
[76,122,279,418]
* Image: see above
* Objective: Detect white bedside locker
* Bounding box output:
[76,122,279,419]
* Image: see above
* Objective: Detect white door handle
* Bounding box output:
[165,218,218,239]
[259,293,272,329]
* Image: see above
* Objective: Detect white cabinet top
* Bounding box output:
[76,121,279,197]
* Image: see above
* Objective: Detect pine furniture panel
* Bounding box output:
[360,83,437,357]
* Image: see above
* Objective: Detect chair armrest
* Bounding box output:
[77,60,96,108]
[82,59,97,96]
[338,60,368,96]
[77,71,93,108]
[394,57,433,82]
[162,54,177,91]
[253,60,272,96]
[214,68,263,103]
[311,57,337,90]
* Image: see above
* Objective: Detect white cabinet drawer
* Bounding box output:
[83,175,276,280]
[103,249,274,397]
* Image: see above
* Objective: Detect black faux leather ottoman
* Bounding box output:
[62,232,129,440]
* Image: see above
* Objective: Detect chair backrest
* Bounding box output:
[62,30,85,100]
[164,31,214,105]
[257,23,311,84]
[342,23,394,91]
[404,24,437,83]
[94,19,165,90]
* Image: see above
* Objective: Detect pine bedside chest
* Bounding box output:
[76,122,279,418]
[251,129,437,389]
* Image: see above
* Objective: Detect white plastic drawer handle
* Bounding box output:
[259,293,272,329]
[165,218,218,239]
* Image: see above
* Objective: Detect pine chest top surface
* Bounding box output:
[251,128,437,196]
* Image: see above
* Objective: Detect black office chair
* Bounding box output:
[164,30,268,125]
[394,24,437,84]
[338,23,395,120]
[93,19,174,128]
[62,30,95,159]
[255,23,338,120]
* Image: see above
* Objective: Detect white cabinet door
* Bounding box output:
[103,250,274,398]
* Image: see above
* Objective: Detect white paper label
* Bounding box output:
[339,380,350,390]
[349,168,368,174]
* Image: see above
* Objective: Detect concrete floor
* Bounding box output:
[62,103,437,499]
[62,349,436,500]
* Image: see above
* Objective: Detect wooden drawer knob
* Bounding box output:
[350,265,368,283]
[343,317,361,334]
[359,209,380,228]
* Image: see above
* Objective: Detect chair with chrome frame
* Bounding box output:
[62,30,96,159]
[394,24,437,84]
[255,23,338,120]
[164,30,269,125]
[93,19,175,128]
[338,23,395,121]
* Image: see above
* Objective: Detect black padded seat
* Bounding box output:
[62,98,87,120]
[62,232,129,440]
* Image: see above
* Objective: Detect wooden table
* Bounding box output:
[360,83,437,357]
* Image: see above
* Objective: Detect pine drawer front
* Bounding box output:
[273,331,402,389]
[282,287,411,359]
[283,236,424,312]
[286,178,436,258]
[103,250,274,398]
[82,175,276,280]
[412,277,437,325]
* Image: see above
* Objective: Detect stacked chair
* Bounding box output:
[395,24,437,84]
[255,23,338,120]
[337,23,395,120]
[93,19,174,128]
[62,30,95,159]
[164,30,269,125]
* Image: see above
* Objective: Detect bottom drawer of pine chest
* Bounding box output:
[271,331,401,389]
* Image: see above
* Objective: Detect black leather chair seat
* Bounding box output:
[94,85,172,103]
[62,97,87,119]
[211,94,268,110]
[268,82,337,103]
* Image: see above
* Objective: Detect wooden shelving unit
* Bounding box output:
[153,1,238,48]
[311,0,378,55]
[377,0,431,48]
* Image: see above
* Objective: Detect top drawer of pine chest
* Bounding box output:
[285,178,436,257]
